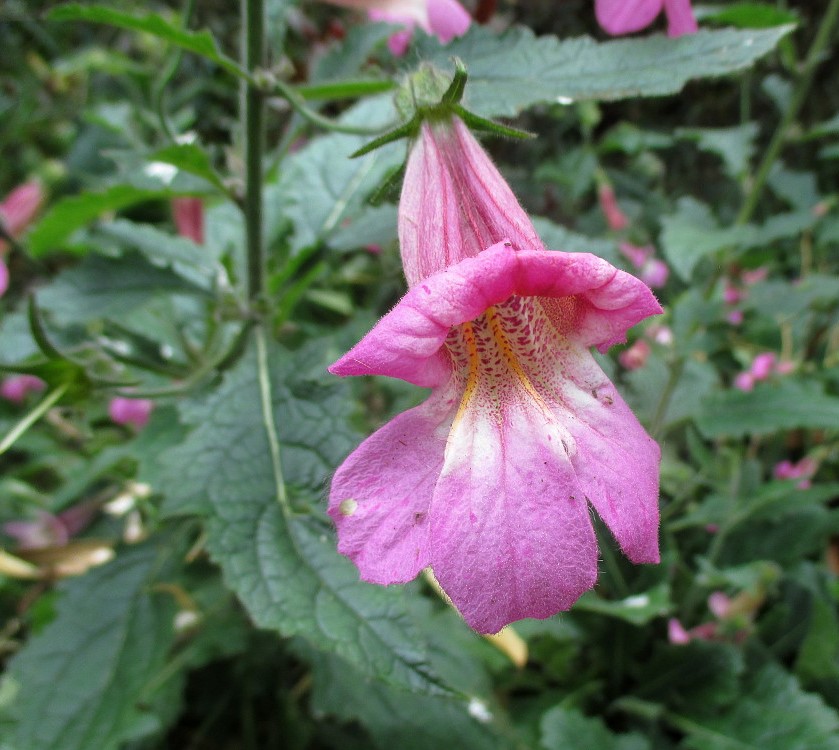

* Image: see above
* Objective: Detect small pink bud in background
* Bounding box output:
[1,375,46,403]
[812,201,829,218]
[0,258,8,297]
[775,360,795,375]
[726,309,744,325]
[619,242,652,269]
[705,524,719,533]
[774,457,817,489]
[640,258,669,289]
[708,592,733,619]
[723,281,744,305]
[598,184,629,231]
[172,197,204,244]
[668,618,692,645]
[4,511,68,550]
[741,267,768,285]
[364,244,382,255]
[0,181,45,243]
[734,372,754,392]
[647,325,673,346]
[749,352,776,381]
[619,339,651,370]
[109,397,154,429]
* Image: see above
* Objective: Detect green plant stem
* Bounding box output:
[153,0,197,142]
[737,0,839,224]
[0,383,69,456]
[243,0,265,305]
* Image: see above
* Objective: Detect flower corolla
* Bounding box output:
[595,0,698,37]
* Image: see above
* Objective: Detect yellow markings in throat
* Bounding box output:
[451,306,551,428]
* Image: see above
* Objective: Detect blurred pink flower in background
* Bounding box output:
[619,339,651,370]
[733,352,792,392]
[733,372,754,392]
[172,197,205,244]
[323,0,471,55]
[109,397,154,429]
[619,243,669,289]
[0,375,46,403]
[0,181,44,248]
[3,501,98,550]
[749,352,776,380]
[774,457,818,489]
[0,258,8,297]
[599,184,629,231]
[596,0,698,37]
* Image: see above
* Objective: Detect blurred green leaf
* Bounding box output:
[5,543,179,750]
[541,707,650,750]
[701,2,799,28]
[416,25,793,117]
[47,4,244,79]
[159,333,451,695]
[696,380,839,438]
[147,144,228,195]
[675,123,759,179]
[574,583,671,626]
[677,663,839,750]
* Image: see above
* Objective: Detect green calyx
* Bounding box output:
[350,59,533,159]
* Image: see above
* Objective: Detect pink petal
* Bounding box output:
[0,181,45,238]
[425,0,471,42]
[640,258,669,289]
[0,258,8,297]
[109,397,154,429]
[330,242,662,384]
[668,618,692,644]
[0,375,46,403]
[329,390,457,584]
[663,0,698,37]
[598,184,630,230]
[172,197,204,244]
[430,391,598,633]
[386,28,414,55]
[749,352,776,381]
[400,119,543,285]
[595,0,663,36]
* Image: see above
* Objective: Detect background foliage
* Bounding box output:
[1,1,839,748]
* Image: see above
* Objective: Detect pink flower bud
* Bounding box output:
[741,267,768,285]
[0,375,46,403]
[619,339,651,370]
[618,242,652,269]
[749,352,776,381]
[0,181,44,240]
[647,325,673,346]
[775,360,795,375]
[3,511,68,550]
[708,592,733,619]
[0,258,7,297]
[726,309,744,325]
[668,618,692,644]
[109,397,154,429]
[640,258,669,289]
[172,197,204,245]
[733,372,754,392]
[723,282,744,305]
[598,184,629,231]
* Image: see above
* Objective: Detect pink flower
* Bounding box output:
[0,375,46,403]
[0,181,44,250]
[0,257,7,297]
[619,242,652,269]
[741,267,768,285]
[109,397,154,429]
[619,339,651,370]
[172,197,204,244]
[598,184,629,231]
[733,372,754,392]
[640,258,669,289]
[723,281,744,305]
[749,352,776,381]
[726,309,744,326]
[324,0,470,55]
[708,591,733,619]
[774,457,817,489]
[3,501,97,550]
[668,618,691,644]
[329,241,662,633]
[646,325,673,346]
[595,0,698,37]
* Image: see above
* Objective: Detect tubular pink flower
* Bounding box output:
[325,0,470,55]
[329,240,662,633]
[109,397,154,429]
[399,118,544,286]
[749,352,776,381]
[0,181,44,244]
[640,258,669,289]
[0,258,7,297]
[0,375,46,403]
[596,0,697,37]
[733,372,754,392]
[597,184,629,231]
[172,197,205,244]
[619,339,651,370]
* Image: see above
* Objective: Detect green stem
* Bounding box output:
[0,383,69,456]
[256,327,290,514]
[651,357,685,438]
[153,0,197,142]
[737,0,839,224]
[243,0,265,304]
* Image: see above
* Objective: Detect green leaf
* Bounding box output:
[37,252,207,325]
[6,543,179,750]
[660,198,815,281]
[306,648,505,750]
[696,380,839,438]
[677,663,839,750]
[95,219,221,288]
[148,144,228,194]
[28,186,172,256]
[701,2,800,29]
[415,25,793,118]
[47,4,244,79]
[159,331,449,695]
[573,582,671,626]
[277,97,402,257]
[531,217,621,265]
[675,123,759,179]
[541,707,650,750]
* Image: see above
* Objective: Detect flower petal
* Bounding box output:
[595,0,663,35]
[663,0,698,36]
[425,0,471,42]
[330,243,662,384]
[328,388,457,584]
[429,393,598,634]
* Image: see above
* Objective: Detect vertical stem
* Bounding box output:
[243,0,265,304]
[737,0,839,224]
